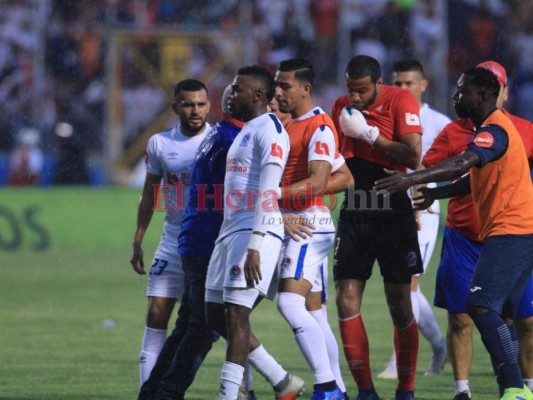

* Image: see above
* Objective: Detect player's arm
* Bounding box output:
[131,172,162,275]
[245,162,284,286]
[371,132,421,170]
[327,154,355,193]
[414,175,471,210]
[339,102,421,169]
[373,151,480,195]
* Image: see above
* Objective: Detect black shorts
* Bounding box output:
[333,193,423,284]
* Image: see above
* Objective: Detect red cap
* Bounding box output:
[476,61,507,87]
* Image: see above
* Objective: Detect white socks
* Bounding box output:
[139,327,167,385]
[455,380,470,396]
[248,344,287,386]
[277,292,334,384]
[309,306,346,392]
[415,289,445,349]
[220,361,245,399]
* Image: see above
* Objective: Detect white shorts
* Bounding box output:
[311,256,329,299]
[146,230,185,299]
[205,231,282,309]
[417,201,440,273]
[279,232,335,286]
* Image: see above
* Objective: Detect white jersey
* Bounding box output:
[217,113,289,240]
[420,103,451,157]
[145,124,212,234]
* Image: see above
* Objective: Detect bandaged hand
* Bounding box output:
[339,107,380,145]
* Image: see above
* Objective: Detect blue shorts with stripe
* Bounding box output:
[435,227,533,318]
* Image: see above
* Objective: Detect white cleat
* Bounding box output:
[377,358,397,380]
[424,340,448,376]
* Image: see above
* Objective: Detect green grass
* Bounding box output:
[0,188,497,399]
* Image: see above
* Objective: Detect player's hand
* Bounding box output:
[244,249,262,286]
[283,213,315,241]
[374,168,413,195]
[130,244,146,275]
[339,107,380,145]
[413,186,436,211]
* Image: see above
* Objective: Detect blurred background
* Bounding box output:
[0,0,531,187]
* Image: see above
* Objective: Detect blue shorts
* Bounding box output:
[467,234,533,319]
[434,228,533,318]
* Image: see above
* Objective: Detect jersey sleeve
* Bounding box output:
[307,125,336,165]
[392,89,422,137]
[332,151,345,173]
[145,136,163,176]
[422,127,451,168]
[466,124,509,167]
[256,114,290,170]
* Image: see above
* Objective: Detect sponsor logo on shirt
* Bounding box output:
[230,265,242,280]
[473,132,494,148]
[226,158,249,173]
[405,113,421,126]
[314,141,330,156]
[166,152,178,160]
[271,143,284,159]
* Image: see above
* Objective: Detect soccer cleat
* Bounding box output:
[395,390,415,400]
[500,386,533,400]
[355,387,381,400]
[238,384,258,400]
[424,340,448,376]
[310,386,344,400]
[274,374,305,400]
[377,356,397,379]
[452,391,471,400]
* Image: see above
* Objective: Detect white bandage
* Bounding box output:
[247,233,264,251]
[339,107,380,145]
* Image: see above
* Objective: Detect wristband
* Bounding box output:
[247,233,264,251]
[276,187,282,200]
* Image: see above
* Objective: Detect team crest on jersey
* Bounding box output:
[473,131,494,148]
[240,133,251,147]
[230,265,242,280]
[280,256,292,272]
[406,251,418,268]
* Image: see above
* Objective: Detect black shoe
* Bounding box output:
[452,391,471,400]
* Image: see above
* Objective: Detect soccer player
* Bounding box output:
[270,94,354,400]
[374,67,533,400]
[333,55,423,400]
[273,57,343,400]
[130,78,211,385]
[386,61,533,400]
[378,59,450,379]
[204,65,295,400]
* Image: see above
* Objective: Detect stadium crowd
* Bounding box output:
[0,0,532,185]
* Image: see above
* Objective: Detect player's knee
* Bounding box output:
[448,313,474,334]
[516,316,533,336]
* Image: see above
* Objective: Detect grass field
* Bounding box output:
[0,187,498,399]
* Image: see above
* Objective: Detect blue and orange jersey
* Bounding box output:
[331,85,422,171]
[466,109,533,240]
[423,110,533,242]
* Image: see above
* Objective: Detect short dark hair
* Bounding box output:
[345,55,381,82]
[174,79,208,99]
[392,59,425,78]
[277,57,315,86]
[237,65,275,101]
[464,67,500,97]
